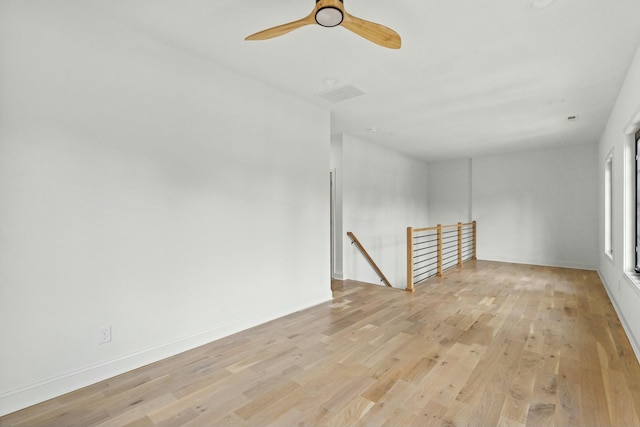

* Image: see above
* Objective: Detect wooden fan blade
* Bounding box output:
[342,12,401,49]
[245,14,316,41]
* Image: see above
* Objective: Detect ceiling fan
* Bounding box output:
[245,0,401,49]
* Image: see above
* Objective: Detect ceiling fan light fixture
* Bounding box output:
[315,7,343,27]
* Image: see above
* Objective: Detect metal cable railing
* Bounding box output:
[406,221,476,292]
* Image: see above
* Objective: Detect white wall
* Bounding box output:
[336,135,429,289]
[597,43,640,359]
[427,159,472,225]
[0,1,331,415]
[472,145,598,269]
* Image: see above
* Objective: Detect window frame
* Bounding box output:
[605,149,614,260]
[623,108,640,290]
[636,129,640,272]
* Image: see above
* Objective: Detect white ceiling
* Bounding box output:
[77,0,640,161]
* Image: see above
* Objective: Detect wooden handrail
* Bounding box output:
[441,224,459,230]
[413,226,438,233]
[346,232,392,288]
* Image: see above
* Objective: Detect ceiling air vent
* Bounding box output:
[315,84,365,103]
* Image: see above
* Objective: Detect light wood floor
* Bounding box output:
[3,260,640,426]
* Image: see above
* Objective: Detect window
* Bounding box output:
[636,129,640,272]
[623,110,640,282]
[605,150,613,259]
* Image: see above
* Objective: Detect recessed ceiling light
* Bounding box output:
[530,0,556,10]
[366,128,378,133]
[322,77,339,86]
[383,132,394,137]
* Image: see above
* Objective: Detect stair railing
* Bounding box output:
[346,232,392,288]
[406,221,476,292]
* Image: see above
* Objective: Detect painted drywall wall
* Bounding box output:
[597,42,640,359]
[427,159,472,225]
[0,2,331,415]
[472,144,598,269]
[337,134,429,289]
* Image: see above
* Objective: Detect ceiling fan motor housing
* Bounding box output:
[315,0,344,27]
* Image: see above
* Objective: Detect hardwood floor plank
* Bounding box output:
[94,393,176,427]
[498,350,542,426]
[525,350,559,426]
[554,356,583,426]
[2,261,640,427]
[326,396,374,426]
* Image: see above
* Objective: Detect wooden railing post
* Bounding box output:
[457,222,463,267]
[437,224,443,277]
[471,221,477,260]
[472,220,477,260]
[406,227,414,292]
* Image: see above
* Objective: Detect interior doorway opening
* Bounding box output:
[330,170,336,281]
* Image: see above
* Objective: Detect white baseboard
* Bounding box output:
[478,255,596,271]
[597,270,640,364]
[0,291,332,417]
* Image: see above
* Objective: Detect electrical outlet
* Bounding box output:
[98,325,111,344]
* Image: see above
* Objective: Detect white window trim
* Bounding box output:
[605,148,614,261]
[623,105,640,292]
